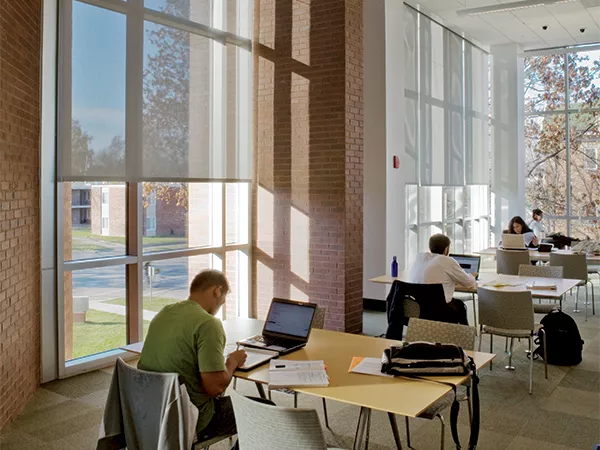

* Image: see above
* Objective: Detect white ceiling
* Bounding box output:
[406,0,600,50]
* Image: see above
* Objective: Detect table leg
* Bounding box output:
[353,407,370,450]
[255,382,267,399]
[387,412,403,449]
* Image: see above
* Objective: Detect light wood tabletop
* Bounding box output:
[121,318,495,419]
[476,247,600,264]
[369,272,580,299]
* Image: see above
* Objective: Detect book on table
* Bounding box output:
[267,360,330,389]
[526,281,557,291]
[225,344,278,371]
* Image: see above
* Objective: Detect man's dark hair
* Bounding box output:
[190,270,230,294]
[532,208,543,217]
[429,234,451,255]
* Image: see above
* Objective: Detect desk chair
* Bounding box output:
[477,288,548,394]
[550,253,595,319]
[230,390,344,450]
[496,249,530,275]
[518,264,563,313]
[268,307,330,428]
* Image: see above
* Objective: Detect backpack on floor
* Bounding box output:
[533,310,584,366]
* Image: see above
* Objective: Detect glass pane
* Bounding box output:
[142,182,222,252]
[226,183,249,245]
[70,2,126,178]
[225,250,249,319]
[419,187,442,223]
[141,254,223,339]
[64,182,127,261]
[568,50,600,110]
[569,112,600,218]
[65,266,127,361]
[525,115,567,217]
[524,54,565,113]
[571,219,600,241]
[545,218,568,237]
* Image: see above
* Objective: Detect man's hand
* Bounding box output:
[472,272,479,279]
[227,349,248,368]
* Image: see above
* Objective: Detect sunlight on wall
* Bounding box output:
[290,205,310,283]
[292,0,310,66]
[290,284,309,302]
[257,186,275,258]
[257,261,274,319]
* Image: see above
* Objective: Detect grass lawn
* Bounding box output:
[71,243,112,252]
[72,309,150,360]
[106,296,183,313]
[72,226,187,248]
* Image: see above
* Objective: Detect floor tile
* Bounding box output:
[542,386,600,420]
[520,408,600,449]
[42,371,113,399]
[558,368,600,392]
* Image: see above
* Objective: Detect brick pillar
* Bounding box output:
[253,0,363,333]
[0,0,42,428]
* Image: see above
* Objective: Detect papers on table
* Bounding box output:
[482,281,521,288]
[268,360,329,389]
[348,357,393,378]
[224,344,278,371]
[526,281,557,291]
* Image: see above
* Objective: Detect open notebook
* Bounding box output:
[268,360,329,389]
[224,344,278,371]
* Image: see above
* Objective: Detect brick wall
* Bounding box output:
[155,189,186,237]
[253,0,363,333]
[0,0,42,428]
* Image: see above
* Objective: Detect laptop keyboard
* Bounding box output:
[253,335,298,348]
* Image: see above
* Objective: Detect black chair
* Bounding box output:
[385,280,451,340]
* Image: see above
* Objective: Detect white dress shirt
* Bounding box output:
[409,253,478,303]
[528,220,546,240]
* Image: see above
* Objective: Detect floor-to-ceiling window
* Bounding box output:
[525,46,600,239]
[404,5,492,266]
[57,0,252,373]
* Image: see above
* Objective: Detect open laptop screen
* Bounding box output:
[264,300,316,339]
[450,254,481,278]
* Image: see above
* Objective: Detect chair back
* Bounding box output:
[230,390,328,450]
[312,307,326,330]
[477,287,534,331]
[549,253,588,281]
[518,264,563,278]
[496,249,530,275]
[406,318,477,350]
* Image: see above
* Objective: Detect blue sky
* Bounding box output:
[72,0,165,150]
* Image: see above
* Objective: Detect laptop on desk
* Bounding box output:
[501,234,527,250]
[237,298,318,355]
[450,254,481,279]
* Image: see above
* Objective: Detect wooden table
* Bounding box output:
[476,247,600,264]
[122,318,495,450]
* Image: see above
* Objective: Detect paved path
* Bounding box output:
[89,300,157,322]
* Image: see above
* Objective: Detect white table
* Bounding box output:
[476,247,600,265]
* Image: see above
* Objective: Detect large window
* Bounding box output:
[59,0,252,370]
[525,47,600,239]
[404,6,491,265]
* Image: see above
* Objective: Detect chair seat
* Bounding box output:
[482,324,540,338]
[533,303,559,314]
[587,265,600,274]
[417,386,468,419]
[194,433,235,449]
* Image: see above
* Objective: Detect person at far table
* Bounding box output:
[505,215,539,248]
[409,234,477,325]
[528,208,547,240]
[138,269,248,449]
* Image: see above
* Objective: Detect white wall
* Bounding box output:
[491,43,525,238]
[363,0,405,301]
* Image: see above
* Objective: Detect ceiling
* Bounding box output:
[406,0,600,51]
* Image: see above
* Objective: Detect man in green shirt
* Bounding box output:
[138,269,247,445]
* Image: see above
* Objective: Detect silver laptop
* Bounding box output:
[450,254,481,279]
[501,233,527,250]
[237,298,318,355]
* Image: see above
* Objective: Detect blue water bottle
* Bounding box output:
[391,256,398,278]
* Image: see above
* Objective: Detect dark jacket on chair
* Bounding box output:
[385,280,453,340]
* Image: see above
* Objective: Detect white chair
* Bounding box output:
[550,253,595,319]
[477,288,548,394]
[230,390,345,450]
[518,264,563,313]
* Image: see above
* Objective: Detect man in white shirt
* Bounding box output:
[528,208,546,240]
[409,234,478,325]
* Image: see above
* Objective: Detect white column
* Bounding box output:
[362,0,405,301]
[491,43,525,239]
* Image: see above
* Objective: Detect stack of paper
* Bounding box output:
[268,360,329,389]
[526,281,557,291]
[348,357,393,378]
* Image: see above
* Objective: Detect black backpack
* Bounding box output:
[533,310,584,365]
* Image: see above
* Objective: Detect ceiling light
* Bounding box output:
[457,0,578,17]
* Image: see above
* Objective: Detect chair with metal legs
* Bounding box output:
[477,287,548,394]
[550,253,595,319]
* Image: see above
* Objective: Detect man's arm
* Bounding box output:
[446,258,478,290]
[200,351,247,397]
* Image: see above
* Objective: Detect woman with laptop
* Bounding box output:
[503,216,539,248]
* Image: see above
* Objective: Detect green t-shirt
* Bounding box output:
[138,300,226,433]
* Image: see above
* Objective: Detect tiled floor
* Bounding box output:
[1,288,599,449]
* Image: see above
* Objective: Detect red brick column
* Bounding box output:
[253,0,363,333]
[0,0,42,428]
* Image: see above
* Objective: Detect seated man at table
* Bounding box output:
[409,234,478,325]
[138,269,247,446]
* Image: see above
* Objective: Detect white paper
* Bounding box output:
[351,357,393,378]
[224,345,278,370]
[269,360,325,371]
[268,370,329,388]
